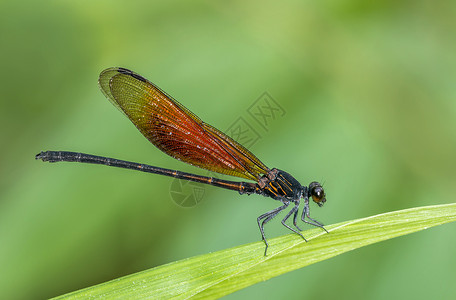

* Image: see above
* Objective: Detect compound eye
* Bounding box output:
[309,182,326,207]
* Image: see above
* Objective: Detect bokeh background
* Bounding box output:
[1,1,455,299]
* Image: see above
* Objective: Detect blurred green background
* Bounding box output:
[1,0,455,299]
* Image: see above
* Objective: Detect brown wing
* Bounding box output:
[98,67,269,181]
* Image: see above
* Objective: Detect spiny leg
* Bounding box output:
[257,202,289,256]
[301,203,329,233]
[281,202,307,242]
[292,205,303,231]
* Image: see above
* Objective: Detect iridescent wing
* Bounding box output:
[98,67,269,181]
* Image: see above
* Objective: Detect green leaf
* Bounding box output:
[55,203,456,299]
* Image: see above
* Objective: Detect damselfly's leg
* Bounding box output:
[301,202,329,233]
[281,202,307,241]
[257,201,289,256]
[292,205,303,231]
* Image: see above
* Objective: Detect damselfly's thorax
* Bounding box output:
[258,169,326,206]
[258,168,303,200]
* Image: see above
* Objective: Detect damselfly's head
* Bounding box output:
[308,181,326,207]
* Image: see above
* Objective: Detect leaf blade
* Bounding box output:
[55,203,456,300]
